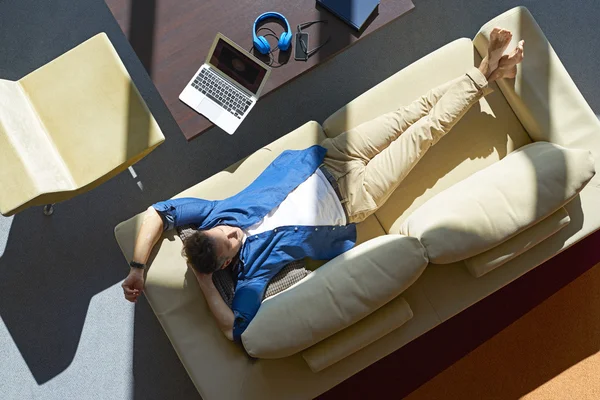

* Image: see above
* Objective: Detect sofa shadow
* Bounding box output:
[132,296,201,400]
[131,229,201,400]
[318,226,600,400]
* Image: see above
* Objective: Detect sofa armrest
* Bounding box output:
[241,235,428,359]
[474,6,600,186]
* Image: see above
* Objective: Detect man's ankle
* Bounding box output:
[478,58,491,79]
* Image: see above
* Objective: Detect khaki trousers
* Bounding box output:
[321,67,491,224]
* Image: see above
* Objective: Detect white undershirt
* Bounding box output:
[243,169,346,239]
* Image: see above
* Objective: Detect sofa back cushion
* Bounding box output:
[400,142,595,264]
[241,235,428,358]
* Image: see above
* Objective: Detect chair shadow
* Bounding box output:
[125,0,156,161]
[0,198,131,384]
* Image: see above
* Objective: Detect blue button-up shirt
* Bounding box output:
[152,145,357,342]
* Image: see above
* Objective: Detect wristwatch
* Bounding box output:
[129,260,146,269]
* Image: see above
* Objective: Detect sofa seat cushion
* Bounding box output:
[323,38,533,234]
[400,142,595,264]
[464,207,571,277]
[241,235,428,358]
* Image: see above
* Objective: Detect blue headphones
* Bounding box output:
[253,12,292,55]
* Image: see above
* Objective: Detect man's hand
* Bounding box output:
[122,268,144,303]
[194,270,213,288]
[123,206,163,303]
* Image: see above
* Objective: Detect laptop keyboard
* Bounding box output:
[191,69,253,119]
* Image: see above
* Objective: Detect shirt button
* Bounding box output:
[274,228,278,233]
[315,228,318,231]
[294,227,298,231]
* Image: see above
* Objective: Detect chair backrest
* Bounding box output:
[0,78,74,215]
[18,33,165,189]
[0,33,165,216]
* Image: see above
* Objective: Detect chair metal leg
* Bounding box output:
[43,204,55,216]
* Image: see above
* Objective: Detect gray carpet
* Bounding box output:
[0,0,599,399]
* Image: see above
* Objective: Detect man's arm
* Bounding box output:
[122,207,163,302]
[195,272,235,341]
[133,206,164,263]
[122,198,214,302]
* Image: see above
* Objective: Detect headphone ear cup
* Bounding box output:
[254,36,271,55]
[278,31,292,51]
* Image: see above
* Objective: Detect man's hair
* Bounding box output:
[182,231,225,274]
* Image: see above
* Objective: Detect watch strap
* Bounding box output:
[129,260,146,269]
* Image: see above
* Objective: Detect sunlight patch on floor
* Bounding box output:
[522,350,600,400]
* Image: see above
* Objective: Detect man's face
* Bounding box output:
[203,226,243,269]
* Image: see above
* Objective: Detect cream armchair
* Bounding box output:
[0,33,165,216]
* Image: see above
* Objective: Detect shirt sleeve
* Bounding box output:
[231,279,266,343]
[152,198,216,231]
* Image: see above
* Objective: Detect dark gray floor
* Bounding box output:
[0,0,599,399]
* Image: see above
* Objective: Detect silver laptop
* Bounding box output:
[179,33,272,135]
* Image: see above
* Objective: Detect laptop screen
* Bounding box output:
[210,38,268,95]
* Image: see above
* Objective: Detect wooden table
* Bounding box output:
[105,0,415,141]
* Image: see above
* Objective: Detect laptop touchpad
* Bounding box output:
[198,97,224,120]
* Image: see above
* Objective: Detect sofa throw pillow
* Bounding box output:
[177,225,310,306]
[242,235,428,359]
[400,142,595,264]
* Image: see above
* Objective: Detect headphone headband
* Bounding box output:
[253,12,292,33]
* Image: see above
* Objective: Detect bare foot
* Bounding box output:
[479,28,512,78]
[488,28,513,71]
[489,40,525,81]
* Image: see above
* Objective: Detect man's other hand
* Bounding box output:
[188,263,210,282]
[122,268,144,303]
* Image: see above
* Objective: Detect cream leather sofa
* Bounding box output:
[115,7,600,400]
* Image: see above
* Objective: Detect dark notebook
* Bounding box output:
[317,0,380,31]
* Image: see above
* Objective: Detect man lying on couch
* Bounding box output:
[122,28,525,342]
